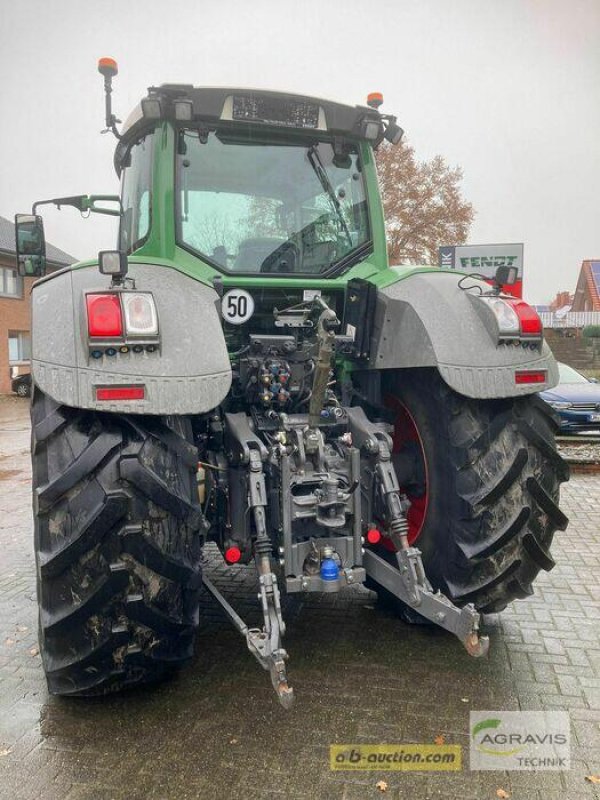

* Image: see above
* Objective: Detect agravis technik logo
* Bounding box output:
[472,718,526,757]
[470,711,570,771]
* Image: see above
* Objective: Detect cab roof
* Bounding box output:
[120,85,381,142]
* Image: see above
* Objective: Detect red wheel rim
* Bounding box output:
[385,395,429,545]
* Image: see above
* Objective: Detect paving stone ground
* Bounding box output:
[0,395,598,800]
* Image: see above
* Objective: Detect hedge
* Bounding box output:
[582,325,600,338]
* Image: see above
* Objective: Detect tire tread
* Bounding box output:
[32,388,203,696]
[383,369,569,613]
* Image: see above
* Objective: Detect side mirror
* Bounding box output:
[15,214,47,277]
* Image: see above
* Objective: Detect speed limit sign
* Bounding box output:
[221,289,255,325]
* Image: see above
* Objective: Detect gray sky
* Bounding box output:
[1,0,598,303]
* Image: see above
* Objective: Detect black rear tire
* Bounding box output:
[31,388,204,696]
[376,369,569,614]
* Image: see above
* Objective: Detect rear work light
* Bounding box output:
[479,296,543,340]
[86,294,123,337]
[96,386,145,401]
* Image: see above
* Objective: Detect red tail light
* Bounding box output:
[506,300,543,336]
[96,386,145,401]
[515,370,547,385]
[479,296,543,340]
[87,294,123,337]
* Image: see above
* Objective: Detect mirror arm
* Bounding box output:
[32,195,122,217]
[87,207,121,217]
[87,195,123,217]
[33,196,86,215]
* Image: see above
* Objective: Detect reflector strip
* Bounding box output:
[96,386,145,401]
[515,371,547,385]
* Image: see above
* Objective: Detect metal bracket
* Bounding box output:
[363,548,489,657]
[355,401,489,658]
[202,569,294,709]
[248,570,293,708]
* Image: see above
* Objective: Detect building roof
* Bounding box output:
[591,261,600,297]
[571,259,600,312]
[0,214,76,267]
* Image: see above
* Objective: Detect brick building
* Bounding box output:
[571,259,600,312]
[0,215,75,394]
[550,290,574,311]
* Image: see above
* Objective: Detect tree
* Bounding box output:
[247,196,283,237]
[375,140,474,265]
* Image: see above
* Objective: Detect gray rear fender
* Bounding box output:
[371,271,558,399]
[31,263,232,414]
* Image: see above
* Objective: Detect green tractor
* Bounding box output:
[15,58,568,707]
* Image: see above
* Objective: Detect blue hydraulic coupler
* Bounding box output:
[320,557,339,581]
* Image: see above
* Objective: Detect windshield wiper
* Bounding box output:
[328,240,373,276]
[307,146,353,248]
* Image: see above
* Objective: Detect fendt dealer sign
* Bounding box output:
[438,243,524,298]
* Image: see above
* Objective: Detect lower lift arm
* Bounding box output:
[202,415,294,708]
[347,406,489,659]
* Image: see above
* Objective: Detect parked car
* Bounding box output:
[11,373,31,397]
[539,362,600,433]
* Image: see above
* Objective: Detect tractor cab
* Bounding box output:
[114,80,403,278]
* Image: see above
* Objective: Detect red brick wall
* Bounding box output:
[0,255,35,394]
[550,291,574,311]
